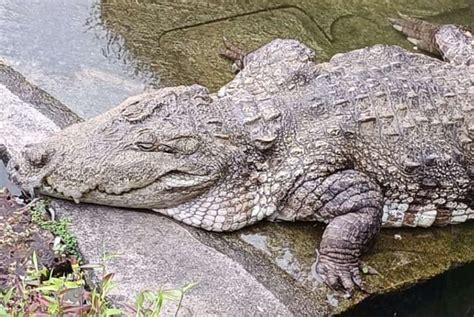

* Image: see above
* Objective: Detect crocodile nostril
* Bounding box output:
[23,146,53,168]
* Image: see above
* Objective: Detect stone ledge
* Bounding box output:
[52,201,294,316]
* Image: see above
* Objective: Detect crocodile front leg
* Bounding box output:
[313,170,383,292]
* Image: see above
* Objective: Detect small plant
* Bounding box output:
[127,282,197,317]
[0,287,18,317]
[1,199,197,316]
[0,252,121,316]
[87,273,122,316]
[1,251,197,316]
[30,200,80,258]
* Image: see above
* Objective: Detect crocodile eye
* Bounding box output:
[135,142,156,151]
[157,144,177,154]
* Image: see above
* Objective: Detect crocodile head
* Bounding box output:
[9,85,245,209]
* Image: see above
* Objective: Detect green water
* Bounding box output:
[99,0,474,90]
[342,263,474,316]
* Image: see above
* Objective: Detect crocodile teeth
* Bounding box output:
[407,37,419,46]
[392,25,403,32]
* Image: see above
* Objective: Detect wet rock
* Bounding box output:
[0,61,82,128]
[189,220,474,314]
[0,61,82,165]
[0,83,60,164]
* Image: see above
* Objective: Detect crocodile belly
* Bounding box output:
[382,200,474,227]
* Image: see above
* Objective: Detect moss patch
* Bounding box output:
[30,200,80,259]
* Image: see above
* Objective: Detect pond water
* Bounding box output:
[0,0,156,118]
[0,0,473,315]
[342,263,474,317]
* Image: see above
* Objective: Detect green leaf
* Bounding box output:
[161,289,182,301]
[102,252,120,262]
[101,273,117,295]
[25,279,41,287]
[136,291,145,309]
[181,282,198,294]
[3,287,15,303]
[105,308,123,316]
[101,273,115,286]
[142,290,155,302]
[71,262,81,273]
[80,263,104,270]
[32,250,39,272]
[154,292,165,313]
[0,305,9,317]
[36,285,62,293]
[48,302,59,314]
[49,277,65,288]
[64,281,82,289]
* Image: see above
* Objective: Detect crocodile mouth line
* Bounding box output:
[40,170,217,201]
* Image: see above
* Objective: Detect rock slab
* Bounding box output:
[54,201,293,316]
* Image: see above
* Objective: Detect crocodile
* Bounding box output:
[8,16,474,292]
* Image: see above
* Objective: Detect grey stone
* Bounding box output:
[0,61,82,128]
[53,200,292,316]
[0,83,61,164]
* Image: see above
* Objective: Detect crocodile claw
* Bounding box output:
[313,252,366,295]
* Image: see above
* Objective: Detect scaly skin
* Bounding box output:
[8,18,474,292]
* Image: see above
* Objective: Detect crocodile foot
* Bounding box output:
[389,13,440,54]
[219,37,247,73]
[389,13,473,65]
[314,250,366,296]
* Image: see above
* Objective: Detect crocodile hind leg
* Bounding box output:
[313,170,383,293]
[390,13,473,65]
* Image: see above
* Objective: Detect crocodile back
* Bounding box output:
[287,45,473,227]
